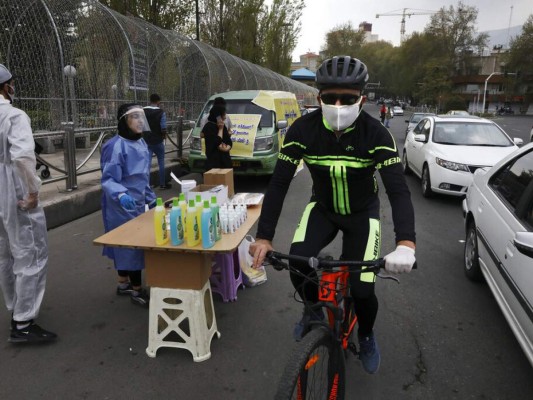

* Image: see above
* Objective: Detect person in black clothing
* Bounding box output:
[201,105,232,170]
[249,56,416,375]
[143,93,171,189]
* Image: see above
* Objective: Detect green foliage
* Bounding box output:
[425,1,487,75]
[507,15,533,102]
[320,22,366,60]
[98,0,195,33]
[444,95,467,112]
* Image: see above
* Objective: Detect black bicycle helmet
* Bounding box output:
[316,56,368,91]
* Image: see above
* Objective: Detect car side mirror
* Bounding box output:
[405,119,409,123]
[277,120,288,130]
[513,138,524,147]
[414,134,427,143]
[514,232,533,258]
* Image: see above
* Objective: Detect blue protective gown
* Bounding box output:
[100,134,156,270]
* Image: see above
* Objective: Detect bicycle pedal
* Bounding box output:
[347,342,359,356]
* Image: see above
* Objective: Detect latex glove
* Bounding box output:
[119,194,136,211]
[18,192,39,211]
[147,199,157,209]
[384,245,416,274]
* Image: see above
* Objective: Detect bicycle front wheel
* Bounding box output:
[275,327,345,400]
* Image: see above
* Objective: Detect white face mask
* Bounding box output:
[321,98,363,131]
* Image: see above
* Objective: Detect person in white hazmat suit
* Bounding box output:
[0,64,57,343]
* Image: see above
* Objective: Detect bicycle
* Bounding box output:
[265,251,415,400]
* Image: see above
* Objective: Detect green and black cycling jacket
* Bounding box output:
[256,109,416,244]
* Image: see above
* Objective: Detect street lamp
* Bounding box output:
[482,71,516,114]
[63,65,77,125]
[482,72,499,114]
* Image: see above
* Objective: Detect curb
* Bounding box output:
[42,162,199,229]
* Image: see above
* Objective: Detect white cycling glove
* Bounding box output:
[384,245,416,274]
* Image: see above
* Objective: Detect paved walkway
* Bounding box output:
[37,132,194,229]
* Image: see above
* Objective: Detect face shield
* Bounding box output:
[120,107,150,135]
[117,105,151,140]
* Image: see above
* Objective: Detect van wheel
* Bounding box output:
[421,165,433,198]
[464,221,483,282]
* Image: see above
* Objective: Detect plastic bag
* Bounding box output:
[238,235,267,287]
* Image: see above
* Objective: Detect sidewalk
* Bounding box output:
[38,134,194,229]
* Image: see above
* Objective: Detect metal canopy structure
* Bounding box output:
[0,0,317,131]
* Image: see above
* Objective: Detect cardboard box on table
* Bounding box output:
[204,169,234,197]
[186,184,229,205]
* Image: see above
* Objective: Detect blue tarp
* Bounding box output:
[291,68,315,80]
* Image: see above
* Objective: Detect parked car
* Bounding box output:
[446,110,470,116]
[530,125,532,142]
[392,106,404,116]
[462,142,533,366]
[402,115,523,197]
[405,112,435,135]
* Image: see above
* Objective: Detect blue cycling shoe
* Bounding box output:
[358,331,381,374]
[293,309,325,341]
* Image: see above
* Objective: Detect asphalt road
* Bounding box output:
[0,112,532,399]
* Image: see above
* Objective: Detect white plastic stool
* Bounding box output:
[145,281,221,361]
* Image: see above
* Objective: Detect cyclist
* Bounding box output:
[250,55,416,375]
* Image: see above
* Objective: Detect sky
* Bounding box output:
[290,0,533,60]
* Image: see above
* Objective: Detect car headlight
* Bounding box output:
[190,137,202,151]
[436,157,470,172]
[254,136,275,151]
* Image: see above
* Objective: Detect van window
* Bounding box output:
[199,100,273,128]
[225,100,273,127]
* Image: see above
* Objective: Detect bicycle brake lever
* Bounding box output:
[376,273,400,284]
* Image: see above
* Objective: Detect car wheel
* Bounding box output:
[464,221,483,282]
[421,164,433,197]
[402,149,411,175]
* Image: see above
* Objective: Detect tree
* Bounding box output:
[424,1,488,76]
[261,0,305,75]
[98,0,195,34]
[320,22,366,60]
[506,14,533,102]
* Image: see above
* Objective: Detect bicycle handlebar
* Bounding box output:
[265,251,417,272]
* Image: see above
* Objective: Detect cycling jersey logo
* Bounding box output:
[345,145,354,151]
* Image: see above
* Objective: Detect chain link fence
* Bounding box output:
[0,0,317,189]
[0,0,317,131]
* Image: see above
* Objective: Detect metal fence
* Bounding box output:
[0,0,317,190]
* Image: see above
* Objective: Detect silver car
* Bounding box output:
[463,142,533,366]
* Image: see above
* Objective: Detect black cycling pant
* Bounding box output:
[289,200,380,338]
[117,270,142,287]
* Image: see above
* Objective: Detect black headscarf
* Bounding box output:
[207,105,226,124]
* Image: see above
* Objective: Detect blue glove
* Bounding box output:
[119,194,136,211]
[147,199,157,209]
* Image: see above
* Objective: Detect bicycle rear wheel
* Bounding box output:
[275,327,345,400]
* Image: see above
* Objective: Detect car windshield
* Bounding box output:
[411,114,425,123]
[433,122,513,146]
[198,100,273,128]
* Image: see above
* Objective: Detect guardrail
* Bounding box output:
[34,117,193,191]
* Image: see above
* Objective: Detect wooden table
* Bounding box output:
[93,205,261,361]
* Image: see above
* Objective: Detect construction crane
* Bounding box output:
[376,8,437,44]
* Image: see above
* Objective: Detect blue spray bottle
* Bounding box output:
[170,198,184,246]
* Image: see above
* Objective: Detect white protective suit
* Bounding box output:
[0,95,48,323]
